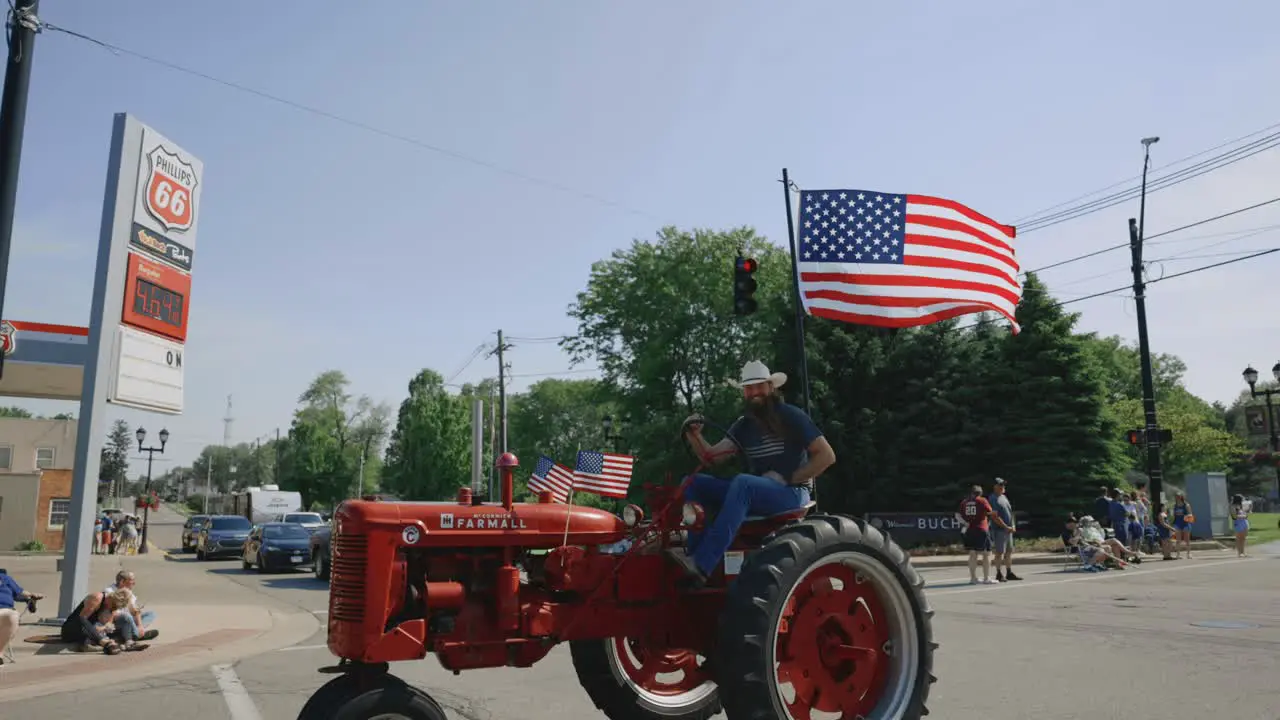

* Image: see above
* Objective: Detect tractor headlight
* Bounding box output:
[681,502,704,527]
[622,504,644,527]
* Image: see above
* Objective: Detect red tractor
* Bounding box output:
[301,418,936,720]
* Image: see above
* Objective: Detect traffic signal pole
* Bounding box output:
[780,168,811,415]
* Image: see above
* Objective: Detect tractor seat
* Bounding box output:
[736,501,817,540]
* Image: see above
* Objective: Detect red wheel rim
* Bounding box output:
[610,636,711,698]
[774,561,892,719]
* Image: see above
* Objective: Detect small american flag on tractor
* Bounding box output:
[572,450,635,499]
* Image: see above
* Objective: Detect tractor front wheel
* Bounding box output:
[570,636,720,720]
[716,514,936,720]
[297,673,362,719]
[330,675,446,720]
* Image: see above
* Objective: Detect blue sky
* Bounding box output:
[5,1,1280,477]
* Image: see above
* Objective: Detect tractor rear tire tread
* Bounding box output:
[716,512,935,720]
[570,639,721,720]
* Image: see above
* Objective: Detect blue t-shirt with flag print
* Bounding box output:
[727,403,824,489]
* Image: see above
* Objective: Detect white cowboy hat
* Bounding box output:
[729,360,787,389]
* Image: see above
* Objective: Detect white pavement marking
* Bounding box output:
[212,664,264,720]
[929,556,1253,596]
[277,643,330,652]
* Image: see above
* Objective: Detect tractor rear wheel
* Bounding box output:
[716,514,936,720]
[570,636,720,720]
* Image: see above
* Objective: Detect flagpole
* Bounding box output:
[781,168,812,414]
[561,446,581,548]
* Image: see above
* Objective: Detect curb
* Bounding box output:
[0,608,322,702]
[910,543,1231,569]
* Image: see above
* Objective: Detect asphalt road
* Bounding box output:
[12,512,1280,719]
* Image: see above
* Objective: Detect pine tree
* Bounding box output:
[994,274,1128,526]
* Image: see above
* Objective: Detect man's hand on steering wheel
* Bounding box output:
[680,414,753,475]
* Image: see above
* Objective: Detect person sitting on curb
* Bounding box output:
[59,589,149,654]
[0,568,44,665]
[104,570,158,641]
[1065,516,1129,572]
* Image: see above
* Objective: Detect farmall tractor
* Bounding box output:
[300,417,936,720]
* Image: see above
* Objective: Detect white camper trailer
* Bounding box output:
[234,485,304,524]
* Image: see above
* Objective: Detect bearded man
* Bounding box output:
[667,360,836,585]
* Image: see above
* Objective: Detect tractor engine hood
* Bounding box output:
[335,500,629,549]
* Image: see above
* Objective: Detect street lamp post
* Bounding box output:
[135,426,169,554]
[601,415,626,453]
[1243,363,1280,500]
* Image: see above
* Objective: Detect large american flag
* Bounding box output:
[528,455,574,504]
[795,189,1021,332]
[573,450,635,499]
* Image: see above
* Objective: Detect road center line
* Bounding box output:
[212,663,264,720]
[277,643,330,652]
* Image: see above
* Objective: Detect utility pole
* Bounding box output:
[487,384,496,498]
[223,395,234,446]
[0,0,40,380]
[488,330,513,454]
[356,449,366,497]
[1125,136,1165,516]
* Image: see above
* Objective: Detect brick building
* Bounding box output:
[0,417,78,551]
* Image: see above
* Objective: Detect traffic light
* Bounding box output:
[734,256,758,315]
[1125,428,1174,445]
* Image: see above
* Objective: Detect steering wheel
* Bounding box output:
[679,415,754,476]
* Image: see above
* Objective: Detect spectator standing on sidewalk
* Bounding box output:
[957,485,997,585]
[1093,487,1112,528]
[988,478,1021,582]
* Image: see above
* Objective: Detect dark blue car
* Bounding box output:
[196,515,252,561]
[241,522,314,572]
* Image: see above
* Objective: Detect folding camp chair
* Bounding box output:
[1062,544,1085,571]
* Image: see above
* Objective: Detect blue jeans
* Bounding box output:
[684,473,809,576]
[115,610,156,641]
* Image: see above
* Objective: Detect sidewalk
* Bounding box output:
[0,546,320,701]
[908,539,1227,569]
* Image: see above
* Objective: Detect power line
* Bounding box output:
[1019,195,1280,277]
[444,343,492,386]
[1012,119,1280,224]
[958,246,1280,331]
[40,21,664,222]
[507,368,599,379]
[1015,129,1280,232]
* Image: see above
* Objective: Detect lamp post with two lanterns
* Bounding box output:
[601,415,626,453]
[1242,363,1280,500]
[135,426,169,554]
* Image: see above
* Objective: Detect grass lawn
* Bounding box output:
[1248,512,1280,546]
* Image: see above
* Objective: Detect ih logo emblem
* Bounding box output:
[440,513,454,530]
[143,145,198,233]
[0,321,14,356]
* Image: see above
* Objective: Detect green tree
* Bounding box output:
[100,419,132,494]
[563,226,792,494]
[1111,389,1246,481]
[381,369,472,500]
[0,406,32,417]
[989,274,1129,523]
[278,371,392,508]
[505,378,619,508]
